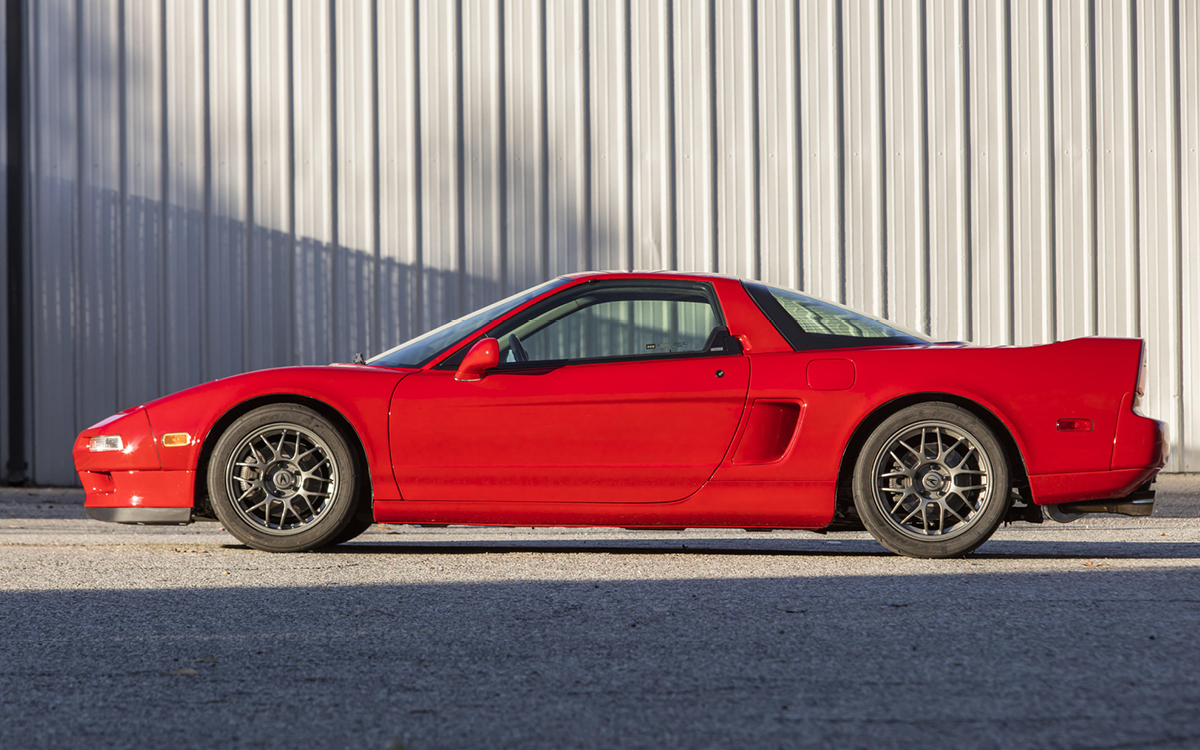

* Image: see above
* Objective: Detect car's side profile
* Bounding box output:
[73,272,1167,558]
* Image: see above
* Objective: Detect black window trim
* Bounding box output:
[741,280,928,352]
[434,278,740,371]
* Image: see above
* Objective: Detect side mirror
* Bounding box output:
[454,338,500,381]
[703,327,744,355]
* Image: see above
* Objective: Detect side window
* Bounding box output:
[483,282,733,366]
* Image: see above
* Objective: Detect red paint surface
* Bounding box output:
[806,359,856,390]
[72,271,1167,526]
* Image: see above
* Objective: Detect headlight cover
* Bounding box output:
[89,435,125,452]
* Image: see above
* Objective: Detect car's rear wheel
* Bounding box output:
[208,404,360,552]
[852,403,1010,558]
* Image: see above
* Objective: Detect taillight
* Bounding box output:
[1133,345,1148,414]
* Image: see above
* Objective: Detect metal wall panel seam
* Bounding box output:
[72,0,84,448]
[1004,0,1015,344]
[328,0,339,355]
[959,0,973,343]
[790,0,802,290]
[919,0,931,335]
[874,0,887,321]
[580,0,593,273]
[538,0,549,283]
[157,0,168,400]
[116,0,126,413]
[1170,0,1187,470]
[748,0,761,282]
[1043,0,1057,345]
[244,0,255,373]
[1180,0,1200,470]
[834,0,845,303]
[1128,0,1141,340]
[287,0,297,364]
[1087,0,1099,337]
[25,0,38,478]
[200,0,210,380]
[412,0,424,336]
[0,0,7,481]
[495,0,508,293]
[454,0,465,315]
[707,0,718,272]
[371,0,381,352]
[662,0,676,271]
[622,0,633,271]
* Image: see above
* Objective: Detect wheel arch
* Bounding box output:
[192,394,373,520]
[834,393,1030,518]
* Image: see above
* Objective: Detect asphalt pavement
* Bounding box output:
[3,476,1200,750]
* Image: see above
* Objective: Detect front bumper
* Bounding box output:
[78,469,196,524]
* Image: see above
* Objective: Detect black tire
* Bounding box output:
[851,402,1010,559]
[207,404,361,552]
[327,509,376,546]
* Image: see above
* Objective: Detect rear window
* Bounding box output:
[743,281,930,351]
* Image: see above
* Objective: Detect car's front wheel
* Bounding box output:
[852,403,1010,558]
[207,404,361,552]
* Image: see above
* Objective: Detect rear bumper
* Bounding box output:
[1029,466,1159,506]
[86,507,192,525]
[1031,410,1167,507]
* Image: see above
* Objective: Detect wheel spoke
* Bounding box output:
[296,445,323,461]
[890,491,916,514]
[896,439,922,458]
[944,497,969,523]
[939,436,967,462]
[951,446,977,469]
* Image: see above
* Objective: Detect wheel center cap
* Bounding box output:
[273,471,294,490]
[922,472,945,491]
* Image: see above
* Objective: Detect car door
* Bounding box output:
[389,280,750,504]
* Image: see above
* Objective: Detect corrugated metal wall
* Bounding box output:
[13,0,1200,485]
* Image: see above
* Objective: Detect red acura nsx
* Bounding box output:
[74,272,1167,558]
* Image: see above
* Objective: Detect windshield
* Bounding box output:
[368,278,570,368]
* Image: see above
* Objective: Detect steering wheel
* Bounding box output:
[509,334,529,363]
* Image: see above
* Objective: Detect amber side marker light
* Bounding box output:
[1056,418,1094,433]
[161,432,191,447]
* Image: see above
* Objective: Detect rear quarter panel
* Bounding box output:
[719,337,1142,483]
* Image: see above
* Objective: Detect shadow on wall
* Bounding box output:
[28,0,639,485]
[30,184,517,485]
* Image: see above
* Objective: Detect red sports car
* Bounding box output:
[73,272,1167,558]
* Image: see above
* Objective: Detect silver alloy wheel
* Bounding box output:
[224,423,339,535]
[870,420,993,540]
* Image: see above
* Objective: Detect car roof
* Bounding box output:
[559,270,739,283]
